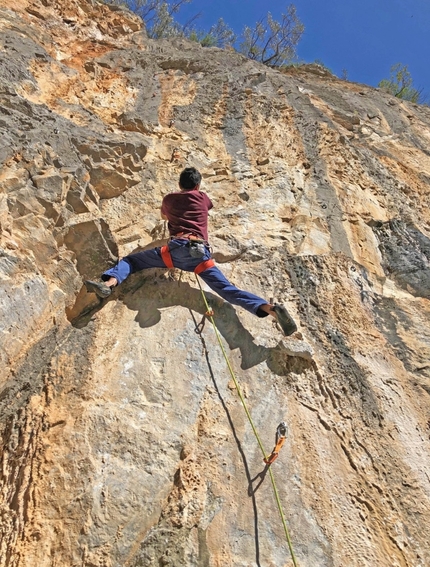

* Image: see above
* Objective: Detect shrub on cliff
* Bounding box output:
[187,17,236,48]
[378,63,427,104]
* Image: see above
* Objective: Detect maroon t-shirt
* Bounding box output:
[161,189,213,241]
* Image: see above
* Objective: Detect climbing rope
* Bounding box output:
[195,275,298,567]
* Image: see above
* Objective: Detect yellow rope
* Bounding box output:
[195,275,298,567]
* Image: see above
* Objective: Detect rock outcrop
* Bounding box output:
[1,1,430,566]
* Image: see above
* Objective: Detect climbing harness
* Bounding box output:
[263,421,288,465]
[160,244,215,274]
[194,274,298,567]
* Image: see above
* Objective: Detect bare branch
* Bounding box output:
[239,4,304,67]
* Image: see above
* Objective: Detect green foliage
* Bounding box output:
[188,18,236,48]
[239,5,304,66]
[378,63,425,103]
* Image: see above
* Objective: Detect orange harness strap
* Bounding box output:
[194,259,215,274]
[160,245,174,269]
[160,246,215,274]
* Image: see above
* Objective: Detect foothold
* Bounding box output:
[169,119,175,127]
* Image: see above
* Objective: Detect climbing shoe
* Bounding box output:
[84,280,112,298]
[271,304,297,336]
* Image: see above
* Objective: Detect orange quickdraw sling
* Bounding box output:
[160,245,215,274]
[263,422,288,465]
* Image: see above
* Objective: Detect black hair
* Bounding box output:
[179,167,202,190]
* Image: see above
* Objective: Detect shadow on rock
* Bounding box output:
[120,274,271,369]
[70,270,312,376]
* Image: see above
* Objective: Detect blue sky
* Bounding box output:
[176,0,430,97]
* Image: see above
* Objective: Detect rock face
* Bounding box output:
[1,1,430,566]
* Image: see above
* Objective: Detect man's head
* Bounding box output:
[179,167,201,191]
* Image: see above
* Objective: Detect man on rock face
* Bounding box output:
[85,167,297,336]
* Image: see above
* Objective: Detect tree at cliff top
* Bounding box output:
[238,5,304,66]
[378,63,427,104]
[103,0,304,64]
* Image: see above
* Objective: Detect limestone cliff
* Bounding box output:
[1,1,430,566]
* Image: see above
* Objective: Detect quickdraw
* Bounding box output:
[264,422,288,465]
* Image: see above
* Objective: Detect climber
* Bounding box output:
[84,167,297,336]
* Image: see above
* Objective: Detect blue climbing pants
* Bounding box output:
[102,239,268,317]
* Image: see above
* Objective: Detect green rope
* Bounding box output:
[268,466,298,564]
[195,275,298,567]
